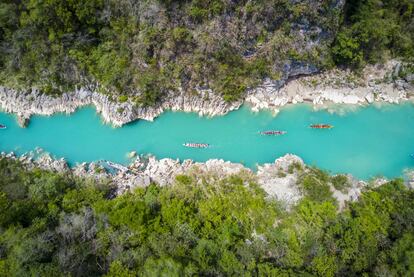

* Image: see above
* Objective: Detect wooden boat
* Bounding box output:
[0,124,6,129]
[183,143,209,148]
[310,124,334,129]
[260,130,287,135]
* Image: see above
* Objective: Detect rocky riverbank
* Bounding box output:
[246,60,414,114]
[0,85,242,127]
[1,150,386,209]
[1,60,413,127]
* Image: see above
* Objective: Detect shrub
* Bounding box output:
[288,162,303,174]
[332,31,363,68]
[331,174,350,192]
[299,168,333,203]
[118,95,128,103]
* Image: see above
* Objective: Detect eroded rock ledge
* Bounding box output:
[0,86,242,127]
[1,60,413,127]
[2,151,386,209]
[245,60,414,114]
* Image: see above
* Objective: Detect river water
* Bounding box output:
[1,103,414,179]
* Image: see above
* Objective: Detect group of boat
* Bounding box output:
[183,123,335,148]
[258,124,333,136]
[0,123,334,132]
[1,121,413,158]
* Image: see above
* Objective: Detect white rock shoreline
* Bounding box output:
[245,60,414,114]
[0,60,413,127]
[8,147,414,211]
[0,86,242,127]
[2,150,371,208]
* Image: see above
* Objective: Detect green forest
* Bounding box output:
[0,0,413,104]
[0,158,413,276]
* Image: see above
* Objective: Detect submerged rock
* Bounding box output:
[127,151,137,159]
[17,115,30,128]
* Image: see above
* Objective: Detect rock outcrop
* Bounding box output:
[246,60,414,114]
[256,154,304,205]
[0,86,242,127]
[331,175,366,210]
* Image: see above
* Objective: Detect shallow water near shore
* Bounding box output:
[1,103,414,179]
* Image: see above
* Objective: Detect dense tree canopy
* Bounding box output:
[0,158,413,276]
[332,0,414,67]
[0,1,413,104]
[0,0,338,103]
[1,1,412,104]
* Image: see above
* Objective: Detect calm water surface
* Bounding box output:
[1,103,414,179]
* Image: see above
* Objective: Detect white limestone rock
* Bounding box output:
[256,154,305,205]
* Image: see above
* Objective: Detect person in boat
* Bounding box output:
[0,124,6,129]
[310,124,333,129]
[184,143,209,148]
[260,130,287,135]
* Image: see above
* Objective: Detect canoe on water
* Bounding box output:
[310,124,334,129]
[260,130,287,135]
[183,143,209,148]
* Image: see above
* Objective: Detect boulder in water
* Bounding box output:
[127,151,137,159]
[17,115,30,128]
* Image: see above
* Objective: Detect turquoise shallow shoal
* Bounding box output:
[1,103,414,179]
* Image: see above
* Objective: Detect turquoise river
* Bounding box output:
[1,103,414,179]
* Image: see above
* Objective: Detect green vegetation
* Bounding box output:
[0,0,343,103]
[298,167,334,203]
[0,157,413,276]
[288,161,303,174]
[0,1,412,104]
[331,174,351,192]
[118,95,128,103]
[332,0,414,68]
[398,63,414,82]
